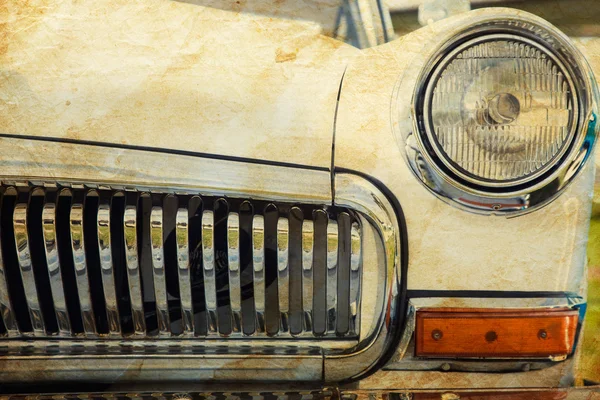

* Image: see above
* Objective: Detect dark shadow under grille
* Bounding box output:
[0,185,362,340]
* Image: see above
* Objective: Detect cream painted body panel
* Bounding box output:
[0,0,358,169]
[0,2,598,389]
[0,2,594,297]
[335,8,596,293]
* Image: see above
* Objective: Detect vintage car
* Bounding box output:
[1,0,600,398]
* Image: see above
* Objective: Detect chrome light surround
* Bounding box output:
[393,12,599,215]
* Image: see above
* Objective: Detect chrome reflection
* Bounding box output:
[42,202,71,335]
[124,205,146,337]
[97,203,120,335]
[202,210,218,335]
[227,212,242,334]
[70,201,96,335]
[277,216,290,334]
[14,202,45,335]
[252,215,266,333]
[176,207,194,336]
[150,206,170,336]
[326,219,338,334]
[301,219,314,334]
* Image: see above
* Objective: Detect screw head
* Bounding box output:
[431,329,443,341]
[538,329,548,339]
[441,363,451,372]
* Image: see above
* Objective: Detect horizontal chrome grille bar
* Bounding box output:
[0,187,362,341]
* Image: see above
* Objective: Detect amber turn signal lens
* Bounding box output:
[415,308,578,358]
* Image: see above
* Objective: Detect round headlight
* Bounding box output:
[397,12,598,214]
[423,35,577,187]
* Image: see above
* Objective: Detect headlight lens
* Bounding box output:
[423,35,577,187]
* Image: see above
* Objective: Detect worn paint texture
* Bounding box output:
[0,0,600,392]
[0,0,357,169]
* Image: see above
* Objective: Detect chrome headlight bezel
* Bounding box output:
[393,12,598,215]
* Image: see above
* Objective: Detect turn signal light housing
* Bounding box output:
[415,308,579,358]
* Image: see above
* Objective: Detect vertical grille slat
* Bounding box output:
[326,219,338,335]
[0,261,17,336]
[288,207,303,336]
[252,214,266,334]
[277,216,290,334]
[349,222,361,335]
[214,199,232,336]
[312,209,327,337]
[71,199,97,336]
[123,204,146,337]
[201,210,218,336]
[111,193,133,335]
[0,186,363,341]
[336,213,351,336]
[187,195,205,336]
[176,205,194,336]
[28,190,59,335]
[42,201,71,335]
[162,194,181,335]
[264,206,279,336]
[97,203,121,335]
[13,202,45,335]
[150,206,170,336]
[301,219,314,334]
[0,190,18,336]
[227,212,242,335]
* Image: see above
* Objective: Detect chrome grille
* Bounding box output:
[0,185,361,340]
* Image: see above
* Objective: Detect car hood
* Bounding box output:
[0,0,359,170]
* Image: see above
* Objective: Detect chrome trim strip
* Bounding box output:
[13,202,45,335]
[150,206,170,336]
[252,215,266,333]
[123,205,146,337]
[42,203,71,335]
[277,216,290,334]
[0,337,355,352]
[326,173,401,382]
[202,210,218,336]
[326,219,338,334]
[0,354,324,382]
[0,138,332,205]
[349,221,362,336]
[70,202,96,336]
[227,212,242,335]
[301,220,314,334]
[97,203,121,335]
[176,207,194,336]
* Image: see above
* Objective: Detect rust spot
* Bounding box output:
[275,48,297,63]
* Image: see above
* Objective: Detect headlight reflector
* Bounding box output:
[424,35,577,186]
